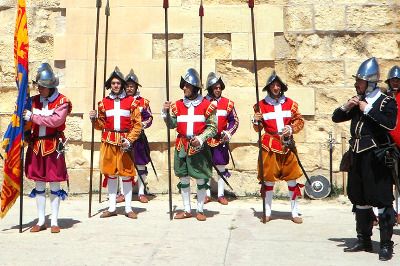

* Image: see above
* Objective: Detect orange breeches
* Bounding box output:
[257,150,302,182]
[100,142,136,177]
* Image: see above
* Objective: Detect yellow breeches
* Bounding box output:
[100,142,136,177]
[257,150,302,182]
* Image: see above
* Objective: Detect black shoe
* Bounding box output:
[379,242,393,261]
[344,239,372,252]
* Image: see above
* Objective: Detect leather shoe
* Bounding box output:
[138,195,149,203]
[379,242,393,261]
[125,211,138,219]
[30,224,46,233]
[51,226,60,233]
[218,196,228,205]
[196,212,207,221]
[291,217,303,224]
[344,239,372,252]
[100,210,117,218]
[174,211,192,219]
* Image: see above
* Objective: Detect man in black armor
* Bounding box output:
[332,57,397,261]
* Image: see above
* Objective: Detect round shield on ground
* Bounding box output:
[304,175,331,199]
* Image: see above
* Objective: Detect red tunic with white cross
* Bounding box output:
[98,95,139,145]
[171,98,215,155]
[254,97,304,154]
[30,93,72,156]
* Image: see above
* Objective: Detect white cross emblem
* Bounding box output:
[216,109,227,128]
[33,100,54,137]
[105,100,131,131]
[177,106,205,137]
[262,104,291,133]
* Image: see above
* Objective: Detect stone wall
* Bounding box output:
[0,0,399,196]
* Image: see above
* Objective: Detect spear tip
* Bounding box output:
[163,0,169,8]
[199,4,204,17]
[248,0,254,8]
[96,0,102,8]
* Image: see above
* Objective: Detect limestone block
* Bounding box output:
[274,32,296,60]
[0,89,16,113]
[62,34,89,60]
[182,33,200,60]
[53,35,66,60]
[0,8,14,35]
[284,5,313,32]
[203,6,248,33]
[296,34,332,60]
[365,34,400,60]
[296,142,321,171]
[254,32,275,60]
[65,115,83,141]
[230,145,259,171]
[331,34,367,60]
[314,5,345,31]
[0,61,15,87]
[346,6,397,31]
[65,60,91,88]
[216,60,274,87]
[60,0,181,8]
[65,143,87,168]
[285,85,315,116]
[296,60,345,86]
[274,59,299,84]
[255,5,284,33]
[231,33,249,60]
[315,87,355,115]
[169,6,202,34]
[204,33,231,60]
[152,33,183,60]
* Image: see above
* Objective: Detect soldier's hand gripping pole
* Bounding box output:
[248,0,267,224]
[98,0,110,204]
[164,0,173,220]
[89,0,102,218]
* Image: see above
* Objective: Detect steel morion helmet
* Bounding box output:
[206,72,225,93]
[125,69,142,87]
[34,63,59,88]
[179,68,201,90]
[105,66,126,90]
[262,71,288,95]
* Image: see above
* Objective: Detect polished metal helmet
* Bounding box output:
[262,71,288,92]
[105,66,126,89]
[385,65,400,84]
[353,57,380,83]
[125,69,142,87]
[206,72,225,91]
[179,68,201,89]
[34,63,59,88]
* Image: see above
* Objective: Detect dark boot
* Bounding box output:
[344,208,373,252]
[378,207,395,261]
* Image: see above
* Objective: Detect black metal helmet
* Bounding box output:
[105,66,126,89]
[125,69,142,87]
[262,71,288,93]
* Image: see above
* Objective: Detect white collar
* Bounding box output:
[40,88,59,103]
[183,94,203,107]
[264,95,286,105]
[109,90,127,99]
[133,91,141,98]
[205,94,221,102]
[364,88,381,105]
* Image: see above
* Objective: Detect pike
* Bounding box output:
[88,0,102,218]
[199,0,204,94]
[98,0,110,204]
[282,136,312,185]
[248,0,267,223]
[163,0,173,220]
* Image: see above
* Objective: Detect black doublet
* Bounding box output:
[332,90,397,207]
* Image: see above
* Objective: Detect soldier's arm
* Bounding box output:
[162,102,177,129]
[141,100,153,129]
[198,109,217,144]
[91,100,107,130]
[290,102,304,134]
[225,105,239,138]
[30,103,70,128]
[126,107,142,143]
[365,97,397,130]
[252,104,263,132]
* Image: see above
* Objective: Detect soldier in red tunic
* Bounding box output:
[23,63,72,233]
[90,67,142,219]
[205,72,239,205]
[162,68,217,221]
[252,71,304,224]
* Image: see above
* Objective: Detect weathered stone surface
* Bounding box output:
[295,61,345,86]
[152,34,183,60]
[296,34,332,60]
[274,33,296,60]
[284,5,314,32]
[346,6,397,31]
[314,5,345,31]
[204,33,231,60]
[331,34,368,60]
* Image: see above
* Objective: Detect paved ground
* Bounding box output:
[0,194,399,266]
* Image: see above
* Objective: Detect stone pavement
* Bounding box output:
[0,194,399,266]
